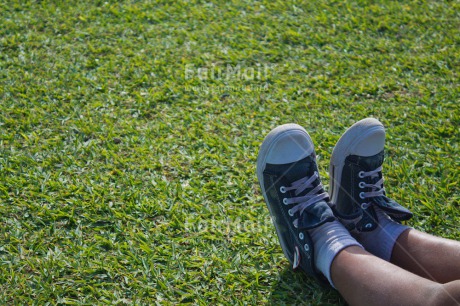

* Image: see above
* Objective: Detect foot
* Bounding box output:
[329,118,412,232]
[257,124,335,284]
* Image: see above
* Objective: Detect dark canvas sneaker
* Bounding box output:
[329,118,412,232]
[257,124,335,284]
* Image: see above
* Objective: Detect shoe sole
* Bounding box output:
[257,124,314,262]
[329,118,385,205]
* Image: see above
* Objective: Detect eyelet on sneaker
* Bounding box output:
[359,182,365,188]
[283,198,289,205]
[288,209,294,217]
[304,244,310,252]
[299,232,304,240]
[358,171,365,178]
[359,192,365,199]
[280,186,286,193]
[361,203,370,209]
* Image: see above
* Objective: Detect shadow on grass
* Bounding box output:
[269,265,346,306]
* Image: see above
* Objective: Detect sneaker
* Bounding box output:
[329,118,412,232]
[257,124,335,284]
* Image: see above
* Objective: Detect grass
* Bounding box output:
[0,0,458,304]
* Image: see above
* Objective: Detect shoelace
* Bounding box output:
[280,171,329,228]
[358,166,385,209]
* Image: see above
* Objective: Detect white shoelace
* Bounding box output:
[280,171,329,227]
[359,166,385,209]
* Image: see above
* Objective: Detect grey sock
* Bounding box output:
[354,207,410,261]
[309,220,363,287]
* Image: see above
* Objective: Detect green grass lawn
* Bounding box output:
[0,0,458,304]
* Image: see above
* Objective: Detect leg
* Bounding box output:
[332,246,460,306]
[391,228,460,283]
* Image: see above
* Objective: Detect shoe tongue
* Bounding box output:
[297,200,335,229]
[348,150,384,171]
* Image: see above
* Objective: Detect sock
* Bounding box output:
[354,207,410,261]
[309,220,363,288]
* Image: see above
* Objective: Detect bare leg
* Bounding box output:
[391,229,460,283]
[331,246,460,306]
